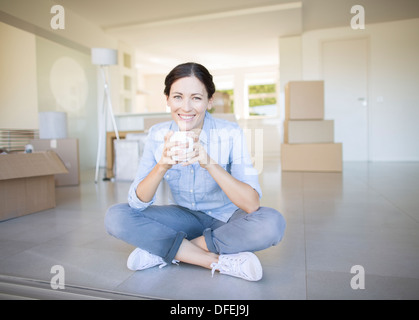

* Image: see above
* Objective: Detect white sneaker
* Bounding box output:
[210,252,263,281]
[127,248,179,271]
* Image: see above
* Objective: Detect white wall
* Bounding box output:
[36,36,98,169]
[368,19,419,161]
[143,74,167,113]
[0,22,38,129]
[280,18,419,161]
[279,35,302,141]
[0,0,116,50]
[0,0,124,168]
[279,36,302,93]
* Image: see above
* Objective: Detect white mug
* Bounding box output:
[170,131,193,161]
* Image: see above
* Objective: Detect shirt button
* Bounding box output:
[190,169,194,174]
[208,211,212,215]
[190,189,193,193]
[192,202,195,206]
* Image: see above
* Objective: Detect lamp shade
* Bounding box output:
[91,48,118,65]
[39,111,68,139]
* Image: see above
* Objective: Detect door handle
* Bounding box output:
[358,98,367,106]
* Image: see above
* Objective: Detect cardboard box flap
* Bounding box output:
[0,151,68,181]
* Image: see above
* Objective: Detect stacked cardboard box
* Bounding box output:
[281,81,342,172]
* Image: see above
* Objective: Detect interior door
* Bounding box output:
[322,38,369,161]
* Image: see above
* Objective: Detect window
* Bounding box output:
[245,72,278,117]
[213,71,278,118]
[248,83,277,116]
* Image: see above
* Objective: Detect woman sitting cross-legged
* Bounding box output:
[105,62,286,281]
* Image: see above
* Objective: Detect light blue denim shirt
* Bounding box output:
[128,112,262,222]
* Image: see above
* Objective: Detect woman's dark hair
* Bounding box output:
[164,62,216,99]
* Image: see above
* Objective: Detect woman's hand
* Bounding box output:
[181,131,259,213]
[181,131,216,168]
[157,131,184,170]
[136,130,184,203]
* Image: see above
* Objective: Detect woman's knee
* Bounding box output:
[104,203,131,237]
[258,207,286,246]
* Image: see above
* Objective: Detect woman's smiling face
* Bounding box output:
[167,76,213,131]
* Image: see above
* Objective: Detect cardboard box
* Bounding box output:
[30,138,80,186]
[281,143,342,172]
[0,151,68,221]
[285,81,324,120]
[106,131,143,179]
[114,133,148,181]
[284,120,334,144]
[114,139,140,181]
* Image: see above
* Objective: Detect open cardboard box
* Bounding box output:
[0,151,68,221]
[30,138,80,186]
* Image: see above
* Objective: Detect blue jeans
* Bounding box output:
[105,204,286,264]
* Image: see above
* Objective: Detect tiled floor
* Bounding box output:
[1,160,419,299]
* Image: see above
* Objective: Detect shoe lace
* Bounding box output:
[158,259,180,269]
[211,256,244,277]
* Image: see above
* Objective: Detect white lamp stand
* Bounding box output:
[91,48,120,183]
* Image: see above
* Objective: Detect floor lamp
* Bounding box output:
[91,48,120,183]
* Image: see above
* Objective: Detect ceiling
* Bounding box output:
[56,0,419,74]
